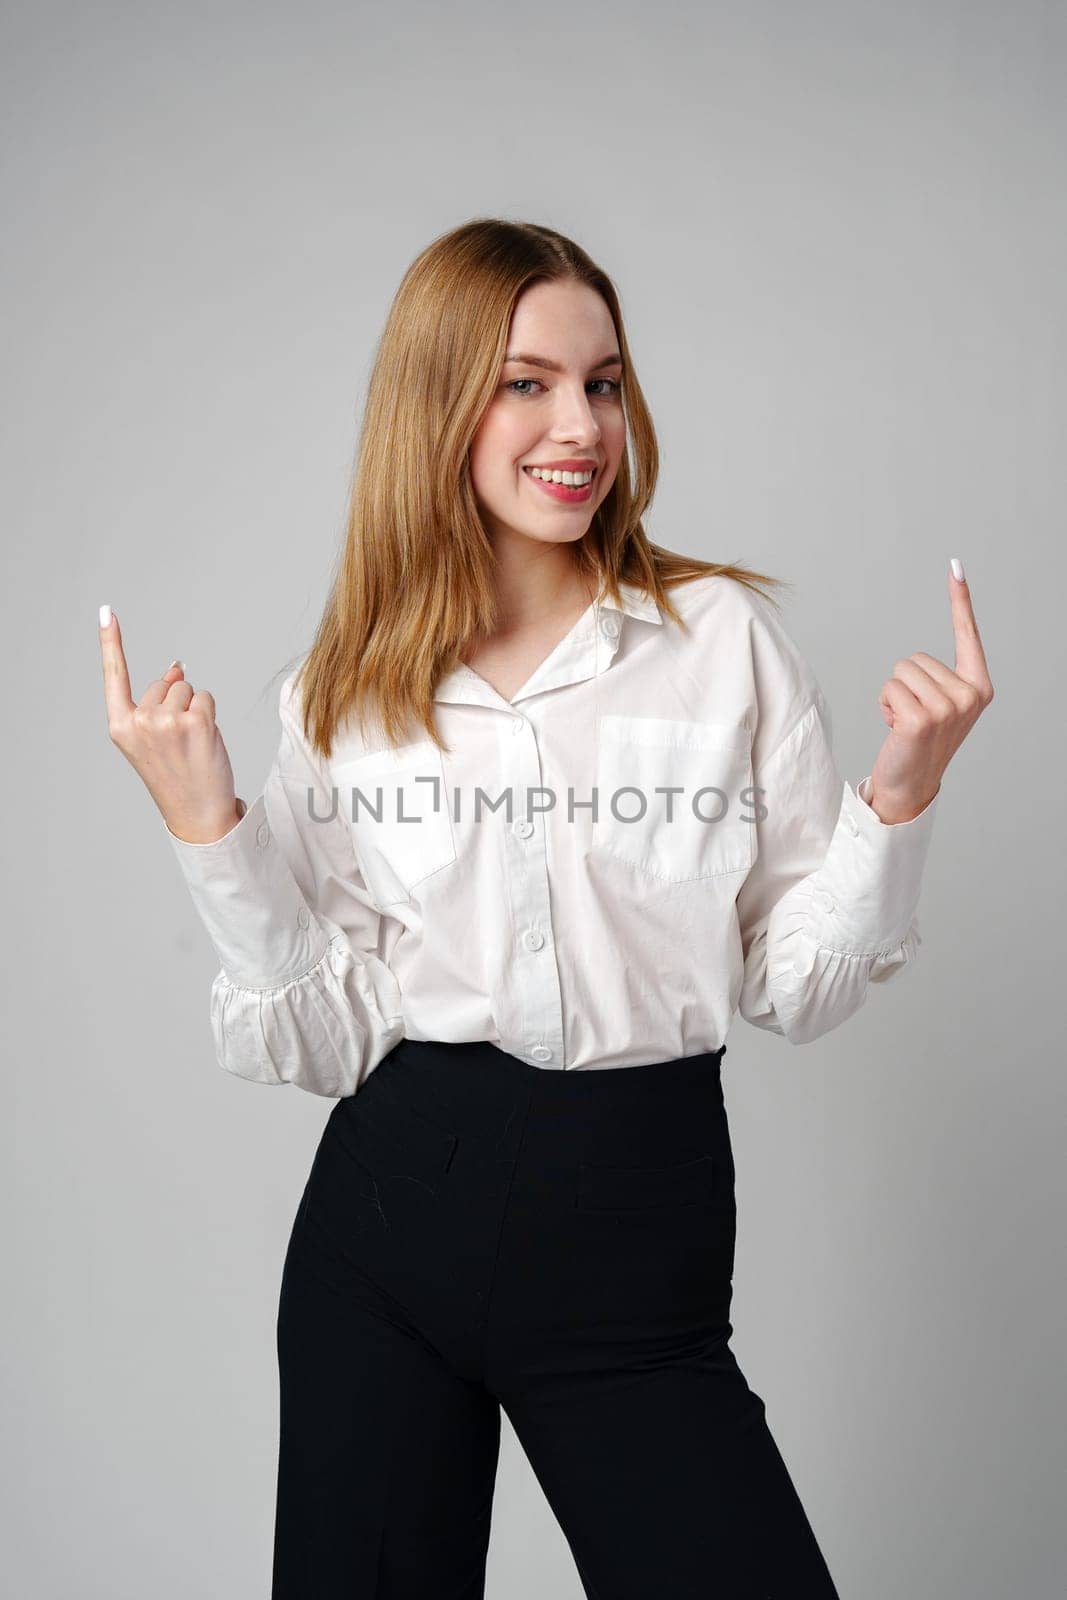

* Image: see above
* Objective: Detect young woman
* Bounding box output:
[99,218,992,1597]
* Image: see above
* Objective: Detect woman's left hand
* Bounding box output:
[865,562,994,825]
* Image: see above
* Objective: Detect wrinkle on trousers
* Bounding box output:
[272,1037,841,1598]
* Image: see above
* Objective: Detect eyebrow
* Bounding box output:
[503,351,624,373]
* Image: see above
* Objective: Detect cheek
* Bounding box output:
[470,414,526,476]
[468,434,502,492]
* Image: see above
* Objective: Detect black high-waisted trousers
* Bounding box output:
[272,1037,840,1598]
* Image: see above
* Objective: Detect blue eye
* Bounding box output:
[504,378,621,397]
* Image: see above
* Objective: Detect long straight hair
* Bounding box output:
[293,218,786,760]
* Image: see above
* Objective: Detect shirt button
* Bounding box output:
[530,1045,553,1062]
[511,718,524,736]
[814,890,835,913]
[256,822,271,848]
[523,929,545,951]
[599,614,620,640]
[296,907,310,930]
[513,819,534,839]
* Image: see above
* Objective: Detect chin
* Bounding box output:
[515,522,590,548]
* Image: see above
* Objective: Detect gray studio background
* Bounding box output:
[3,1,1063,1594]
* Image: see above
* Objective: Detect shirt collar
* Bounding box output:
[599,578,664,625]
[434,578,663,709]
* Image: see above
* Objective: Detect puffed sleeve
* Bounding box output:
[163,670,405,1097]
[734,623,940,1045]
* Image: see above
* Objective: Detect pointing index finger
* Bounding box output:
[948,562,990,689]
[98,606,135,723]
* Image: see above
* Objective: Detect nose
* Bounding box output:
[548,385,603,447]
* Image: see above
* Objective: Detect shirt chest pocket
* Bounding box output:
[332,740,457,907]
[591,714,755,884]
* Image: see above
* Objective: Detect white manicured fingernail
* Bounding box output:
[99,604,112,628]
[168,659,184,671]
[950,558,965,582]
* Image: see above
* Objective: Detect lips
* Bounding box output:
[523,467,596,502]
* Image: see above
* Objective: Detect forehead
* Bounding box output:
[505,279,616,356]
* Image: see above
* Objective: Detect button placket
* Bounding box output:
[496,710,566,1069]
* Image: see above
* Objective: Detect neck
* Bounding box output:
[488,540,596,635]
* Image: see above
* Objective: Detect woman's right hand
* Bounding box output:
[98,606,244,844]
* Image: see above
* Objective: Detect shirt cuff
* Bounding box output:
[802,776,940,957]
[855,774,939,826]
[164,792,329,989]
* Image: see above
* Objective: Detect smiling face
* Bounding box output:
[468,278,627,552]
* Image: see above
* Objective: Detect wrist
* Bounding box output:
[166,799,246,845]
[862,783,940,825]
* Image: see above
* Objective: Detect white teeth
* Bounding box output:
[527,467,594,485]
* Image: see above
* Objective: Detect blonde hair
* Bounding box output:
[292,217,787,760]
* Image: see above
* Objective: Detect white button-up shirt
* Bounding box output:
[165,575,940,1096]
